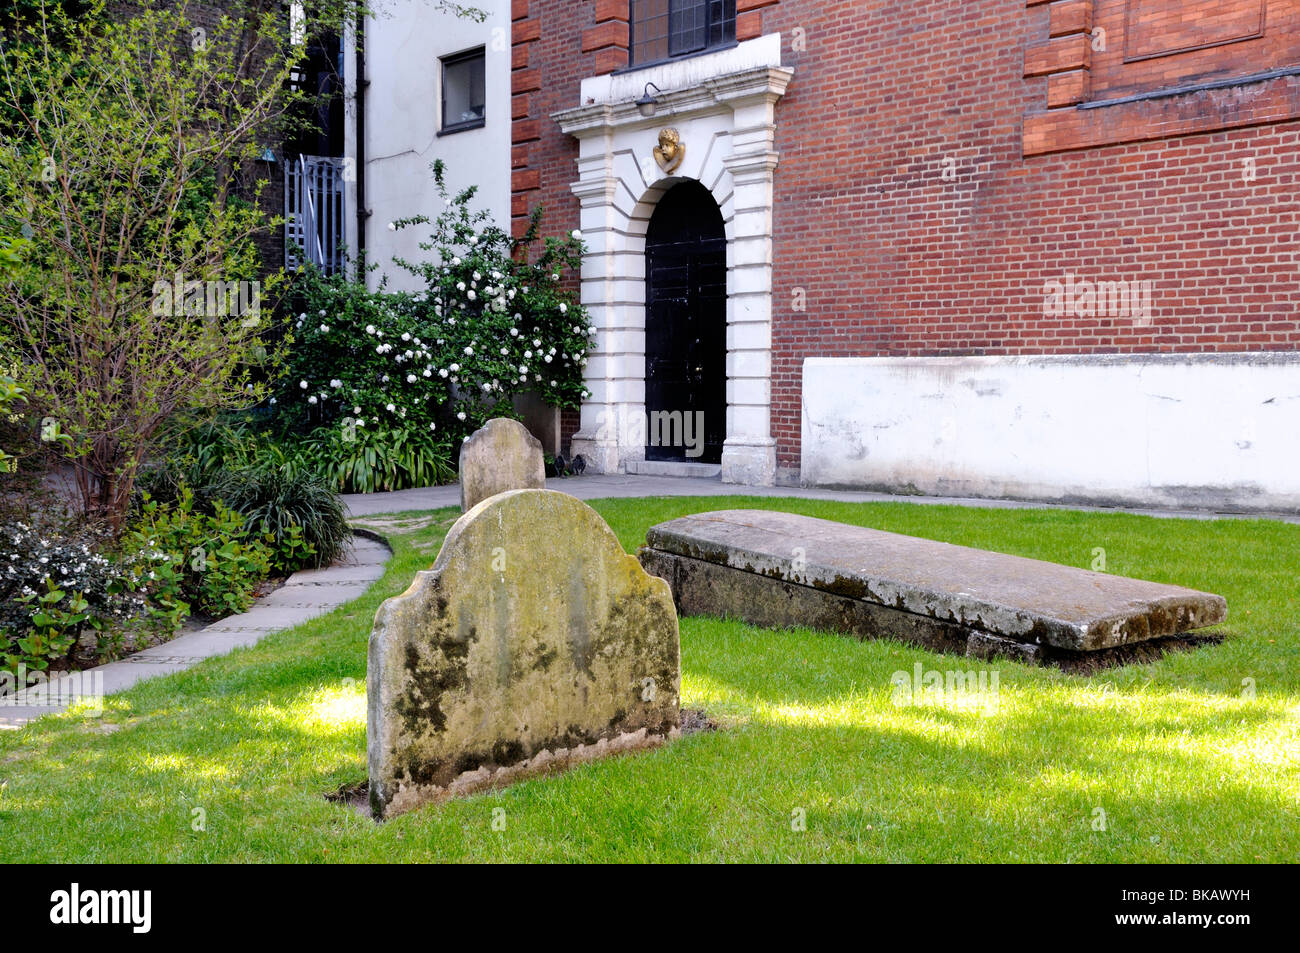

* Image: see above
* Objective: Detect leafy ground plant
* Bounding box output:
[0,497,1295,863]
[204,468,351,572]
[125,490,272,621]
[0,519,150,671]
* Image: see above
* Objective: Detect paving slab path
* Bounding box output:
[341,474,1300,524]
[0,535,390,730]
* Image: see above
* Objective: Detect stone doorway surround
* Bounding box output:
[554,35,793,485]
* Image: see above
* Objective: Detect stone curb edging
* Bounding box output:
[0,531,392,730]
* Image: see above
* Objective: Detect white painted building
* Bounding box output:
[341,0,512,291]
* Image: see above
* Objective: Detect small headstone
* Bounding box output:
[368,489,681,819]
[458,418,546,511]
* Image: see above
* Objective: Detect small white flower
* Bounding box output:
[407,374,417,383]
[320,324,330,332]
[450,363,460,372]
[571,229,583,240]
[519,364,529,374]
[330,379,343,388]
[366,325,376,334]
[387,222,397,231]
[402,333,411,341]
[429,422,437,431]
[439,368,449,378]
[299,380,308,390]
[308,395,318,405]
[451,256,462,266]
[457,411,467,421]
[559,303,568,314]
[464,346,474,356]
[386,403,396,412]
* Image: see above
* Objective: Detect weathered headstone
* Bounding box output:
[639,509,1227,671]
[458,417,546,511]
[368,489,680,819]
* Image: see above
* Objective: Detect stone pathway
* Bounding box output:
[0,534,390,730]
[342,473,1300,524]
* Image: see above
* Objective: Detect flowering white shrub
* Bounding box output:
[0,519,153,671]
[276,161,592,456]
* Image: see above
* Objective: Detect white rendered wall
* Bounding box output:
[801,354,1300,512]
[361,0,511,291]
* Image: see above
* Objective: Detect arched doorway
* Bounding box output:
[644,180,727,464]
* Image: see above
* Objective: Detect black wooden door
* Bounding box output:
[645,182,726,464]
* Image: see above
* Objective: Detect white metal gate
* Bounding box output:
[285,154,346,274]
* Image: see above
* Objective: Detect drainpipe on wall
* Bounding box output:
[354,14,369,264]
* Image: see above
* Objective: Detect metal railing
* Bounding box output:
[285,154,346,274]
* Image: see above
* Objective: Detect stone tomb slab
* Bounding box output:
[368,489,680,819]
[458,417,546,511]
[638,510,1226,666]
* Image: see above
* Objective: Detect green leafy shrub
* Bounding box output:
[126,490,272,620]
[203,467,350,572]
[297,421,455,494]
[136,416,350,573]
[0,519,150,671]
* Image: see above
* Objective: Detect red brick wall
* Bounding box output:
[517,0,1300,470]
[1092,0,1296,101]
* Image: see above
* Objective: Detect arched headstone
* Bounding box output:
[368,489,680,819]
[458,418,546,511]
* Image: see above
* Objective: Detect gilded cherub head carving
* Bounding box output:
[653,127,685,174]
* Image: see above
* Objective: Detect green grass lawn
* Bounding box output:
[2,496,1297,862]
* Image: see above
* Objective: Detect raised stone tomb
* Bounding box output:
[368,489,680,819]
[638,510,1227,670]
